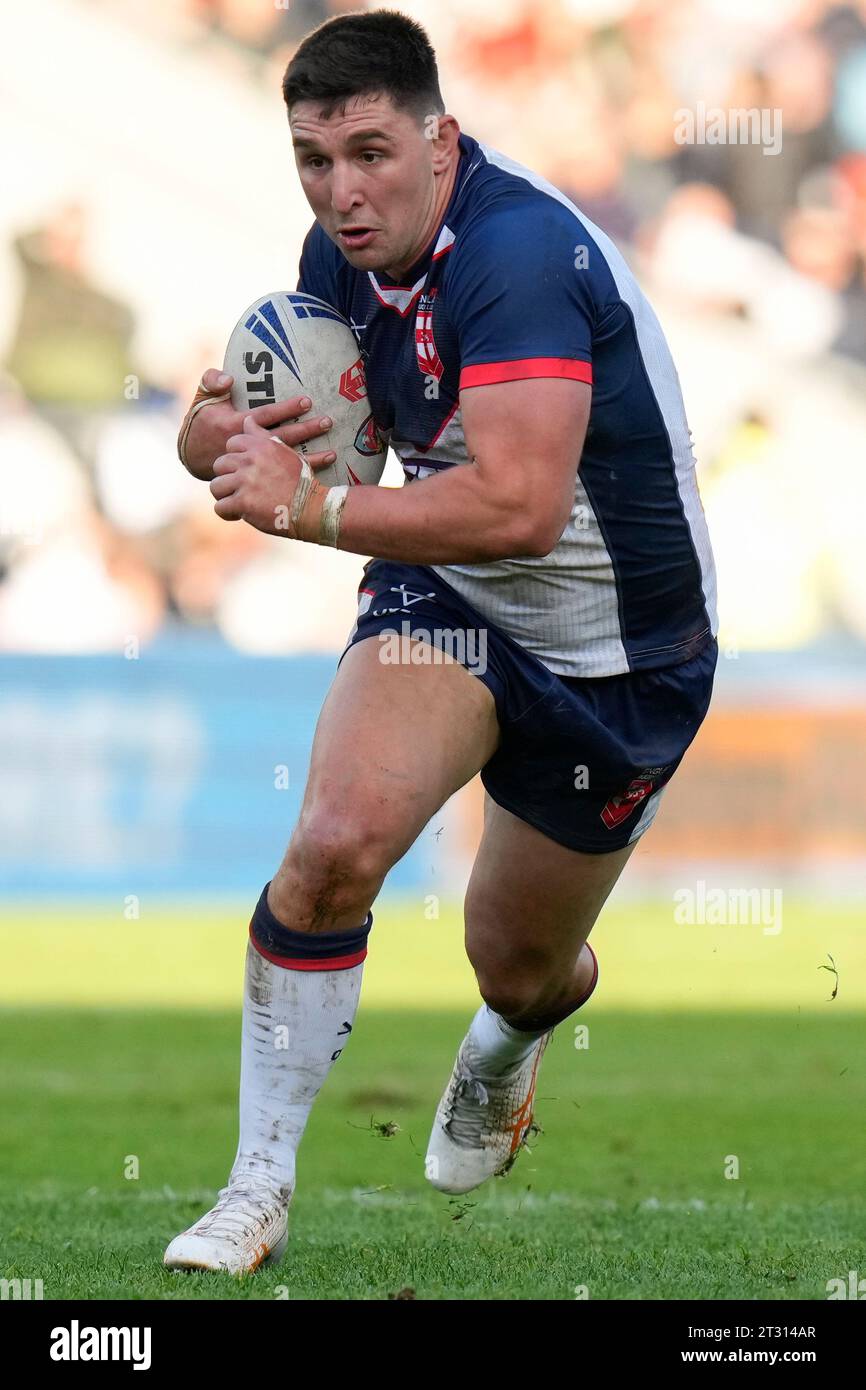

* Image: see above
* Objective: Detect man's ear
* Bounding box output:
[426,113,460,172]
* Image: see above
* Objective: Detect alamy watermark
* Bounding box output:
[673,881,783,935]
[49,1322,151,1369]
[1,1277,43,1300]
[827,1270,866,1299]
[378,621,487,676]
[674,103,782,157]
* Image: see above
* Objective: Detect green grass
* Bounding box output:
[1,895,862,1011]
[1,1005,863,1299]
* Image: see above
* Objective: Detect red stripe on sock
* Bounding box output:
[249,925,367,971]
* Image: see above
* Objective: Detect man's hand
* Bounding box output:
[209,415,335,538]
[178,367,338,483]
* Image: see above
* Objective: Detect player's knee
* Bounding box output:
[470,947,561,1022]
[477,982,548,1021]
[473,966,553,1022]
[281,809,395,908]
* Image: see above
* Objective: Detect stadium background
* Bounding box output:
[1,0,865,1300]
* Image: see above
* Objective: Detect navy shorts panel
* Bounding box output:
[340,559,717,854]
[338,558,557,725]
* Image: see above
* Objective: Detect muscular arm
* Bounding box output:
[334,377,591,563]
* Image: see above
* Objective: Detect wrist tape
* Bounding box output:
[177,378,231,470]
[290,458,349,547]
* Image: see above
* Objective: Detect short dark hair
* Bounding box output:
[282,9,444,125]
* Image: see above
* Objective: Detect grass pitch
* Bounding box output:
[0,897,863,1299]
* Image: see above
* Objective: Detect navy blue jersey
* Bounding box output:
[298,131,717,677]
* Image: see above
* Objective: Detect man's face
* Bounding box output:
[290,92,448,278]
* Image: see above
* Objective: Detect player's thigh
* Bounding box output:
[294,634,500,871]
[464,792,635,984]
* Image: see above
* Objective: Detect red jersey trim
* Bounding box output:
[459,358,593,389]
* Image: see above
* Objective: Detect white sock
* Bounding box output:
[228,889,371,1204]
[466,1004,546,1079]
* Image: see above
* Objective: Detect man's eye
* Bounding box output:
[360,150,383,164]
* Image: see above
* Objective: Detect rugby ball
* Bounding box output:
[222,291,386,488]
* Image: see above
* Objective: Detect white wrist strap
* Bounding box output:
[290,458,349,547]
[319,484,349,547]
[289,456,316,532]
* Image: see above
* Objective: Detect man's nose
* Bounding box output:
[330,161,364,216]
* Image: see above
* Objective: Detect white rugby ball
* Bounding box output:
[222,290,386,488]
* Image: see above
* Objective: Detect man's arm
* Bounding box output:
[332,376,591,563]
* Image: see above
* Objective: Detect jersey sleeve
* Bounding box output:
[445,200,595,390]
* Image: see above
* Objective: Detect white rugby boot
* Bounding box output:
[425,1030,550,1195]
[163,1180,288,1275]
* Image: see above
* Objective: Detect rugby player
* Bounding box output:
[165,9,717,1274]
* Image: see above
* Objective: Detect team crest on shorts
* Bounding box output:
[415,290,443,381]
[600,766,668,829]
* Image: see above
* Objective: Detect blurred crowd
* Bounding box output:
[1,0,865,652]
